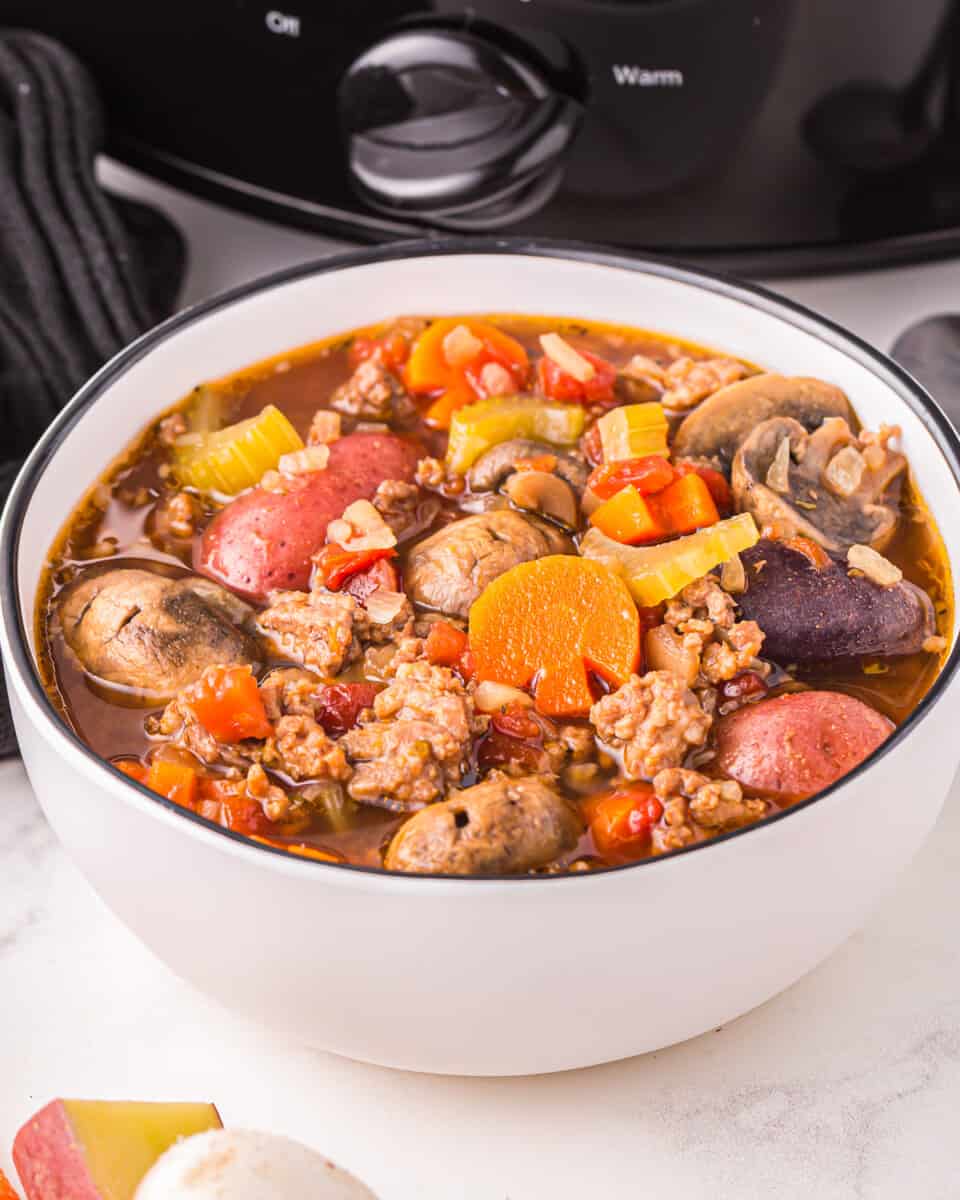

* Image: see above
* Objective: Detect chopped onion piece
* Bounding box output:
[365,589,407,624]
[308,409,342,445]
[328,499,397,552]
[474,680,535,713]
[278,444,330,476]
[540,332,596,382]
[720,553,746,594]
[823,445,865,497]
[443,323,484,367]
[765,436,792,493]
[847,543,902,587]
[479,361,515,396]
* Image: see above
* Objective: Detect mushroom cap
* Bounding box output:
[731,415,906,553]
[672,374,855,468]
[134,1129,377,1200]
[467,438,589,493]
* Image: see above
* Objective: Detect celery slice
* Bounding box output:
[447,396,586,474]
[173,404,303,495]
[598,402,669,462]
[580,513,759,605]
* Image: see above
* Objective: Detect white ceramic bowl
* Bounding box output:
[3,242,959,1076]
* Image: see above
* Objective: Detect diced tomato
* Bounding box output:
[315,682,380,736]
[342,556,400,605]
[720,671,769,704]
[674,460,733,514]
[185,665,273,743]
[314,542,397,591]
[586,786,664,860]
[537,349,618,406]
[457,647,477,683]
[587,455,677,500]
[477,728,545,773]
[197,778,275,837]
[491,702,541,741]
[349,330,411,370]
[146,758,199,808]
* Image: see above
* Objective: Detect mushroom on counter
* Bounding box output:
[672,374,855,468]
[134,1129,378,1199]
[731,416,906,553]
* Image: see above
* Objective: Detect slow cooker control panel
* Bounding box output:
[338,26,582,227]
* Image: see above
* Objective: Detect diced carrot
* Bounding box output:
[114,759,147,784]
[585,786,664,860]
[424,620,469,667]
[655,472,720,534]
[674,460,733,513]
[184,665,273,743]
[0,1167,20,1199]
[590,472,720,545]
[590,484,662,544]
[407,318,530,429]
[514,453,557,474]
[146,759,199,808]
[469,555,640,718]
[251,836,343,862]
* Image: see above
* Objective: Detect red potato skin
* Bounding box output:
[196,432,421,601]
[13,1101,98,1200]
[714,691,894,802]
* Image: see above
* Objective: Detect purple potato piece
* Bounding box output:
[738,539,936,664]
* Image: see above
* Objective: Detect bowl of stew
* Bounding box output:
[2,240,959,1075]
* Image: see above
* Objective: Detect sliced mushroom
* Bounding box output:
[467,438,589,493]
[672,374,855,468]
[732,416,906,553]
[503,470,578,530]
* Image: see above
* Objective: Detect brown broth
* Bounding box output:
[34,314,954,871]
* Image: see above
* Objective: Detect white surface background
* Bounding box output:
[2,161,959,1198]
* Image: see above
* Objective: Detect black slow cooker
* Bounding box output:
[6,0,960,273]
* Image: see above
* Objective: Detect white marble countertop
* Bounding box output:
[2,163,960,1198]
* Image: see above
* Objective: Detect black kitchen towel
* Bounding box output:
[0,30,187,757]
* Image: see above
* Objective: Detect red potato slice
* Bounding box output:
[714,690,894,802]
[13,1099,222,1200]
[196,432,420,601]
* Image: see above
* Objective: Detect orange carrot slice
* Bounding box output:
[469,555,640,717]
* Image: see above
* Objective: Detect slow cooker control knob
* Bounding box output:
[338,28,581,227]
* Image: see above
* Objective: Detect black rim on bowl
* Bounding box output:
[4,236,960,881]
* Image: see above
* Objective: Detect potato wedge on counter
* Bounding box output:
[12,1099,222,1200]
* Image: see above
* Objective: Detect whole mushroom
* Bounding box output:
[135,1129,378,1199]
[672,374,855,468]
